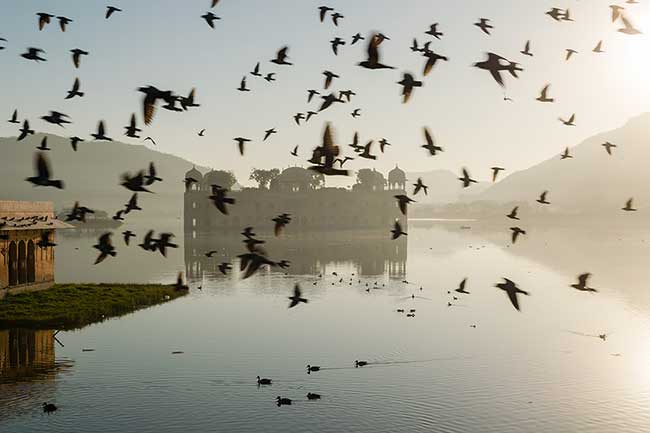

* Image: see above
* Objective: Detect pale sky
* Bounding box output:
[1,0,649,184]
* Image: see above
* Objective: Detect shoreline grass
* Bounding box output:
[0,284,187,330]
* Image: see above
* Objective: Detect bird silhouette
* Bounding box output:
[307,393,321,400]
[92,120,112,140]
[36,13,54,31]
[26,152,63,189]
[239,252,276,279]
[121,171,152,193]
[560,147,573,160]
[473,52,522,87]
[546,8,564,21]
[391,221,406,239]
[57,16,72,32]
[491,167,505,182]
[42,403,58,414]
[290,145,299,157]
[413,178,428,196]
[422,51,448,76]
[510,227,526,244]
[271,46,292,65]
[70,49,89,68]
[332,12,344,26]
[288,283,308,308]
[318,93,343,112]
[422,127,443,155]
[273,213,292,236]
[264,72,276,82]
[394,195,415,215]
[398,73,423,103]
[351,33,364,45]
[106,6,122,19]
[65,77,84,99]
[559,114,576,126]
[93,232,116,264]
[201,11,221,28]
[330,37,345,55]
[218,262,232,275]
[602,141,617,155]
[622,198,637,212]
[593,40,604,53]
[237,76,250,92]
[263,128,277,141]
[455,278,470,294]
[122,230,136,245]
[618,14,642,35]
[124,114,141,138]
[308,123,349,176]
[209,185,235,214]
[520,40,533,56]
[359,33,395,69]
[8,109,19,124]
[611,5,625,22]
[507,206,520,220]
[234,137,251,155]
[495,278,529,311]
[351,108,361,118]
[21,47,46,62]
[571,273,597,292]
[323,70,339,90]
[458,168,477,188]
[425,23,443,39]
[474,18,493,35]
[18,120,34,141]
[565,49,578,61]
[69,136,83,151]
[41,111,71,127]
[307,89,320,102]
[318,6,334,22]
[36,137,50,151]
[537,191,550,205]
[537,84,554,103]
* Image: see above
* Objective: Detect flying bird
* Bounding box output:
[21,47,46,62]
[391,221,407,239]
[458,168,477,188]
[264,72,276,82]
[323,70,340,89]
[8,109,19,124]
[201,11,221,28]
[70,49,89,68]
[209,185,235,214]
[358,33,395,69]
[123,230,136,245]
[251,62,262,77]
[610,5,625,22]
[57,16,72,32]
[290,145,298,157]
[537,84,554,103]
[69,136,83,151]
[422,127,443,155]
[65,77,84,99]
[536,191,550,205]
[121,171,152,193]
[394,195,415,215]
[413,178,428,195]
[520,40,533,56]
[455,278,470,294]
[622,198,637,212]
[397,73,423,103]
[559,114,576,126]
[26,152,63,189]
[491,167,505,182]
[237,76,250,92]
[124,114,141,138]
[36,137,50,151]
[351,108,361,118]
[288,283,308,308]
[379,138,391,153]
[510,227,526,244]
[565,49,577,61]
[593,40,604,53]
[234,137,251,155]
[422,51,448,76]
[560,147,573,160]
[425,23,443,39]
[474,18,494,35]
[271,46,292,65]
[506,206,520,220]
[263,128,277,141]
[495,278,529,311]
[602,141,617,155]
[618,14,642,35]
[91,120,112,140]
[318,6,334,22]
[331,12,344,26]
[106,6,122,19]
[473,52,522,87]
[330,37,345,55]
[37,13,54,31]
[93,233,116,264]
[351,33,364,45]
[17,120,34,141]
[571,273,597,292]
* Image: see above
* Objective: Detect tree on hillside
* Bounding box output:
[356,168,386,191]
[250,168,280,189]
[206,170,237,189]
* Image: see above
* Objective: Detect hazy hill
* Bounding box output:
[406,169,490,204]
[476,113,650,212]
[0,133,207,218]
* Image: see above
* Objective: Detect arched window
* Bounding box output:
[27,240,36,283]
[18,241,27,285]
[8,241,17,286]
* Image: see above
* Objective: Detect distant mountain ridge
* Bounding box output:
[0,133,207,218]
[475,112,650,212]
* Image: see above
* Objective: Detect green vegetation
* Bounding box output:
[0,284,187,330]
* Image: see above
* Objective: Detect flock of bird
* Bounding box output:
[1,1,644,413]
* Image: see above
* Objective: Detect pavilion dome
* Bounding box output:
[388,165,406,184]
[185,166,203,181]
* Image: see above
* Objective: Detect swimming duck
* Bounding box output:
[306,365,321,373]
[257,376,272,385]
[43,402,58,413]
[355,360,368,367]
[276,396,292,406]
[307,393,321,400]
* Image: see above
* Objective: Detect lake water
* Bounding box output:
[2,220,650,433]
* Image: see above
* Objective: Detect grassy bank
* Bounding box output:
[0,284,187,330]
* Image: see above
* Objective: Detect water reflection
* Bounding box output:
[184,230,407,281]
[0,329,73,421]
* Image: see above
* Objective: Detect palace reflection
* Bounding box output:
[184,230,407,280]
